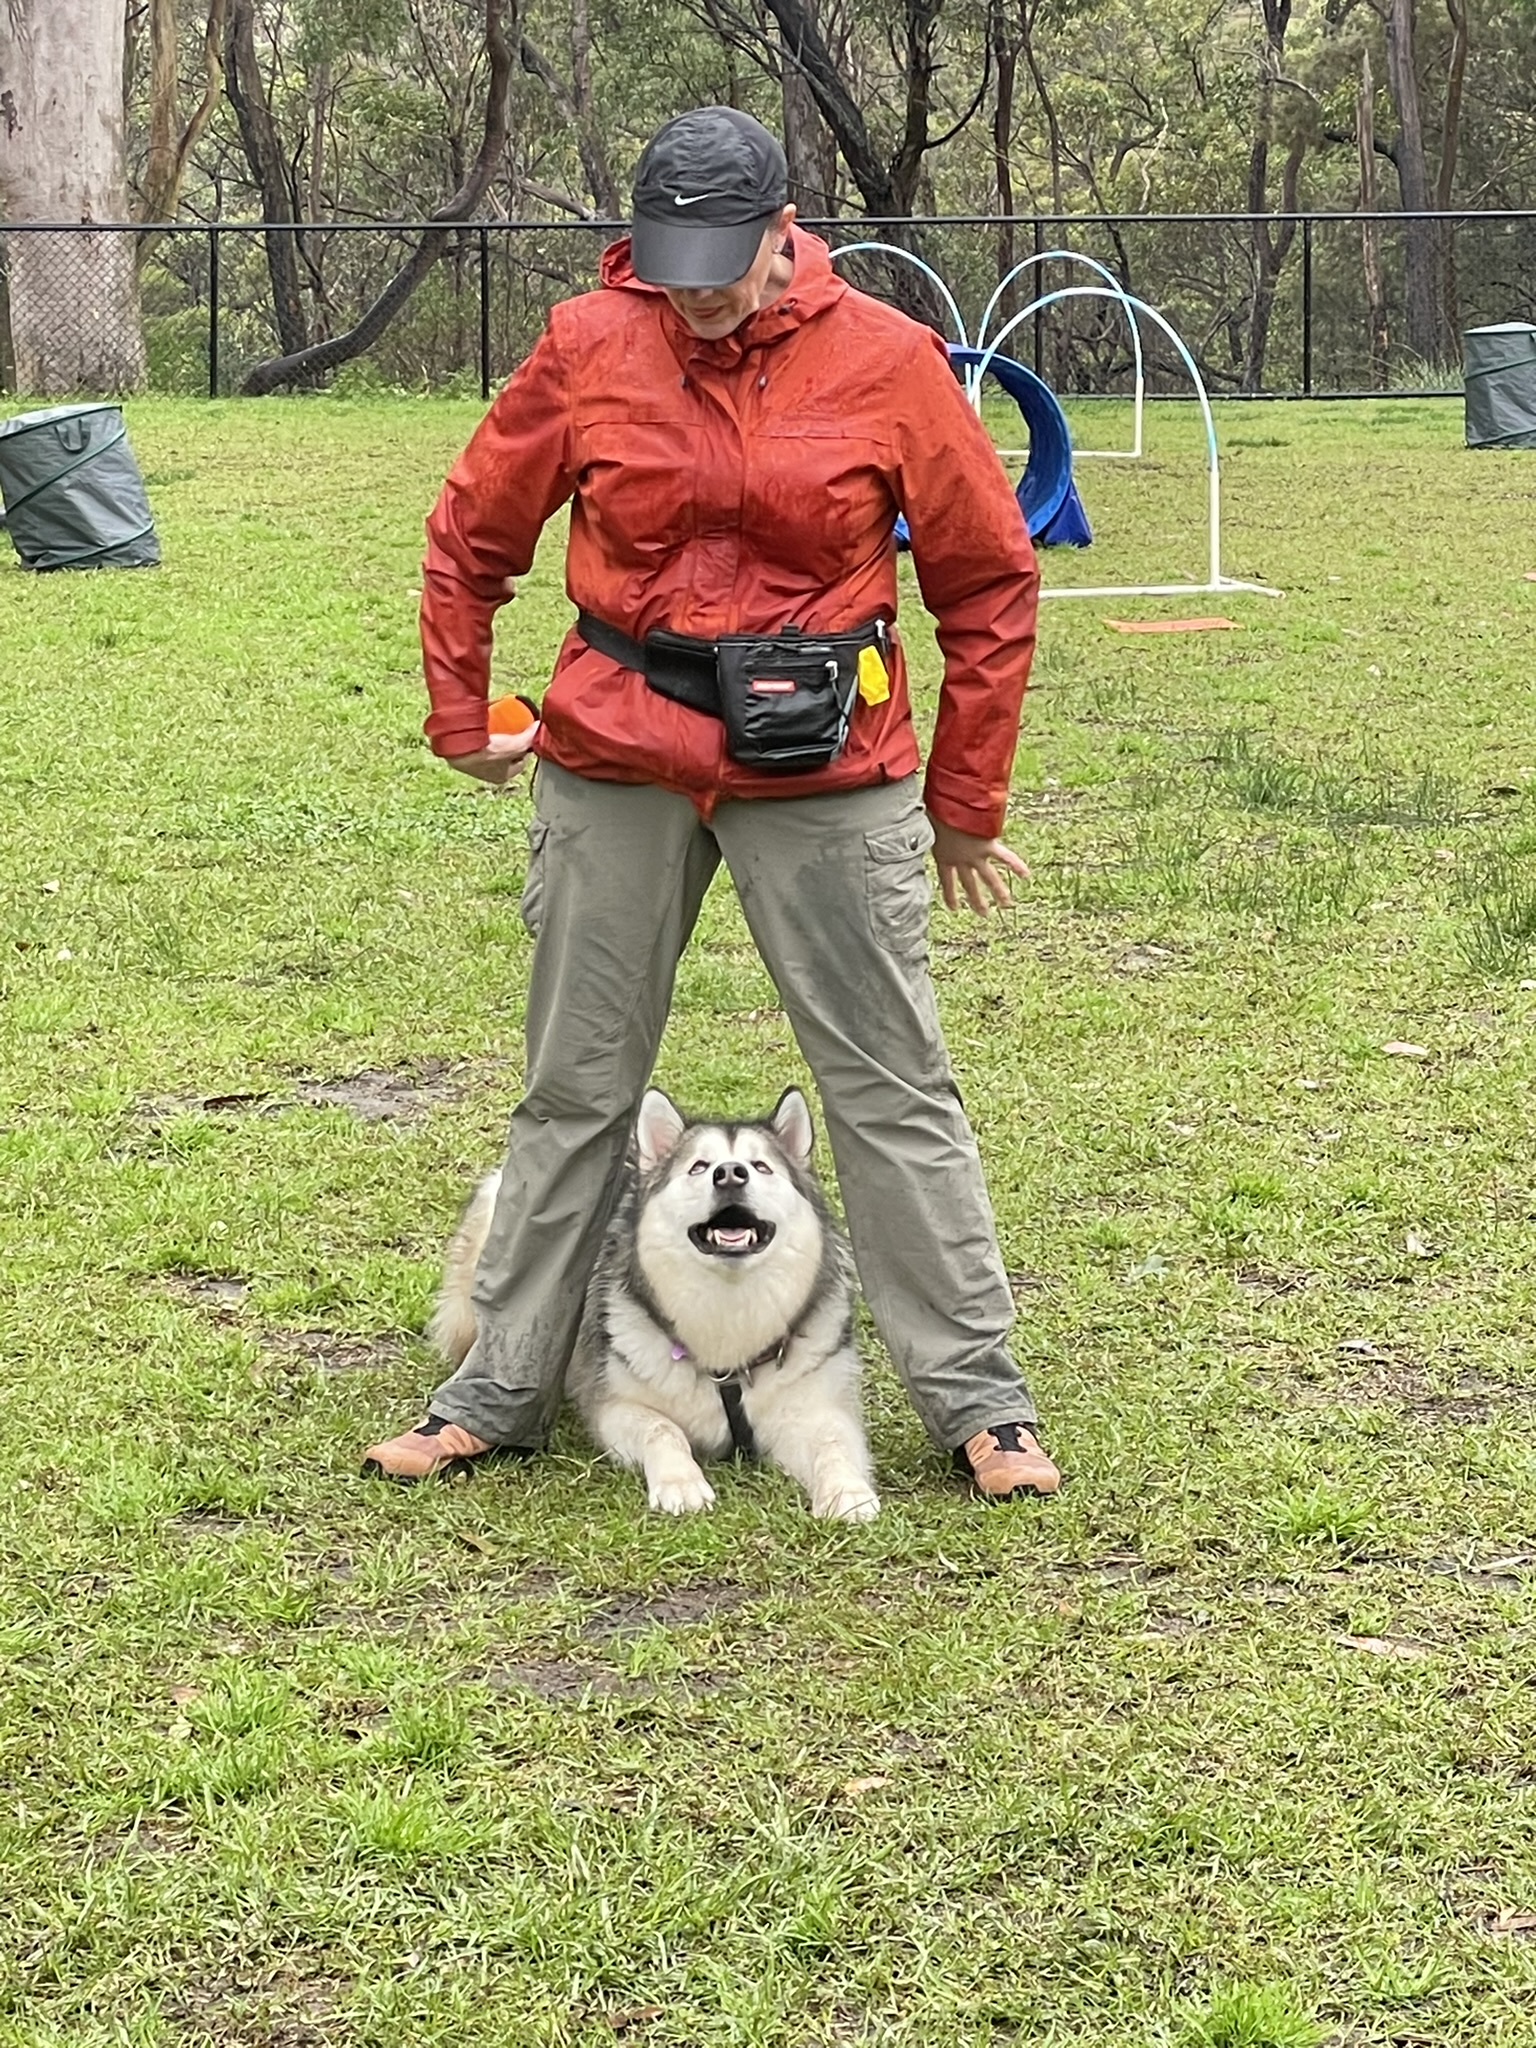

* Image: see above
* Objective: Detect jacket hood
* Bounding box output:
[598,224,848,355]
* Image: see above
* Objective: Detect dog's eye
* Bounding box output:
[752,1159,773,1175]
[687,1159,710,1176]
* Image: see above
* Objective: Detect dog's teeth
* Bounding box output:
[710,1226,755,1249]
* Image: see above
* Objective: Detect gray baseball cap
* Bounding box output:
[631,107,789,288]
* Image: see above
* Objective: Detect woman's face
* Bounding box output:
[663,206,797,340]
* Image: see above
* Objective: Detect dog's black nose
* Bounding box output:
[713,1160,750,1190]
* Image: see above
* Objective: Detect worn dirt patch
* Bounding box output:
[261,1330,406,1375]
[1050,1554,1177,1588]
[1423,1551,1536,1589]
[477,1658,638,1702]
[1114,942,1180,975]
[579,1582,757,1640]
[289,1062,464,1121]
[1259,1347,1536,1421]
[1233,1265,1312,1297]
[164,1971,346,2047]
[161,1272,250,1315]
[168,1509,251,1536]
[137,1059,466,1129]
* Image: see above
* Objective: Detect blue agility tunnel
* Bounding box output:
[896,343,1090,549]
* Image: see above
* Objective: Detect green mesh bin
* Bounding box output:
[0,403,160,569]
[1465,323,1536,451]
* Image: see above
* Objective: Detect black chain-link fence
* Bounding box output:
[3,211,1533,401]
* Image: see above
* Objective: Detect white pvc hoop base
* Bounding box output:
[1040,576,1283,602]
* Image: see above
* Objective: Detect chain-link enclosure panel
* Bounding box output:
[5,214,1534,403]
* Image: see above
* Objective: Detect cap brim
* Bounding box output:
[630,212,775,289]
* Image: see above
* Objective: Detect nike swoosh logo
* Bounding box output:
[673,191,723,207]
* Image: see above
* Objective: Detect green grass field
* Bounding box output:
[2,393,1535,2048]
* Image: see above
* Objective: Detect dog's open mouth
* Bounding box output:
[688,1203,776,1257]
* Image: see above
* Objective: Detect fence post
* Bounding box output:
[479,224,491,401]
[1302,216,1313,399]
[1032,216,1044,378]
[208,226,220,399]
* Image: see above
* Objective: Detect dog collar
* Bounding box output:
[668,1335,791,1379]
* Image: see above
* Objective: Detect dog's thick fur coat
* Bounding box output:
[430,1089,879,1520]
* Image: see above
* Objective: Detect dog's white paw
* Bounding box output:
[813,1482,880,1523]
[649,1469,716,1516]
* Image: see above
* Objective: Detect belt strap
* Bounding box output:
[575,609,720,716]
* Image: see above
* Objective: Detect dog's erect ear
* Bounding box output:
[635,1088,687,1173]
[769,1087,815,1166]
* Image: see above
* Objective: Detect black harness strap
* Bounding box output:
[714,1375,759,1463]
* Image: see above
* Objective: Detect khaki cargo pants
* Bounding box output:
[430,760,1039,1452]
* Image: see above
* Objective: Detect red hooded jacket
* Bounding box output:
[420,228,1038,839]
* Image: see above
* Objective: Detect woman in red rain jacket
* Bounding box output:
[365,106,1061,1504]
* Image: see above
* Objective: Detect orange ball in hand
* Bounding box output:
[487,693,539,736]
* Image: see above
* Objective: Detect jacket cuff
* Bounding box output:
[923,766,1010,841]
[430,725,490,759]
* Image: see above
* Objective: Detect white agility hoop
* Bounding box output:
[979,287,1281,600]
[975,251,1144,460]
[827,241,970,350]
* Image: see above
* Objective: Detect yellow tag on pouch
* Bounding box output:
[857,643,890,706]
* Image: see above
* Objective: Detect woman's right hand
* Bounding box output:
[445,724,541,786]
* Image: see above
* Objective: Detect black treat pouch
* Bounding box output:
[714,627,863,772]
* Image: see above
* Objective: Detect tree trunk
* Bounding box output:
[780,8,836,211]
[138,0,226,273]
[225,0,309,361]
[1435,0,1468,350]
[519,11,620,218]
[1381,0,1440,363]
[1242,0,1300,395]
[756,0,950,327]
[1358,50,1389,389]
[990,0,1018,308]
[0,0,146,394]
[239,0,515,394]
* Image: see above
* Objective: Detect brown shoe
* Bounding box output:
[361,1415,496,1482]
[954,1422,1061,1500]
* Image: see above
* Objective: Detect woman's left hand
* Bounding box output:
[930,817,1030,915]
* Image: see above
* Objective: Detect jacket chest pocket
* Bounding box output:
[573,410,704,552]
[749,421,898,570]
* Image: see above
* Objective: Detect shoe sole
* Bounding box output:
[359,1454,482,1483]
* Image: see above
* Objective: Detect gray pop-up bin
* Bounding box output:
[0,403,160,569]
[1465,323,1536,450]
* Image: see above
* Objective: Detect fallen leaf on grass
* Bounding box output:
[168,1686,202,1706]
[1334,1634,1434,1660]
[1485,1907,1536,1935]
[606,2007,664,2032]
[838,1776,890,1799]
[1124,1252,1168,1283]
[1104,616,1239,634]
[1404,1230,1435,1258]
[165,1716,194,1741]
[1380,1041,1430,1059]
[454,1529,498,1558]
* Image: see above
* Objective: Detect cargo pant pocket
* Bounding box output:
[864,813,935,958]
[519,818,551,935]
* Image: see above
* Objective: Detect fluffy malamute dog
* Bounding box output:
[431,1088,879,1522]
